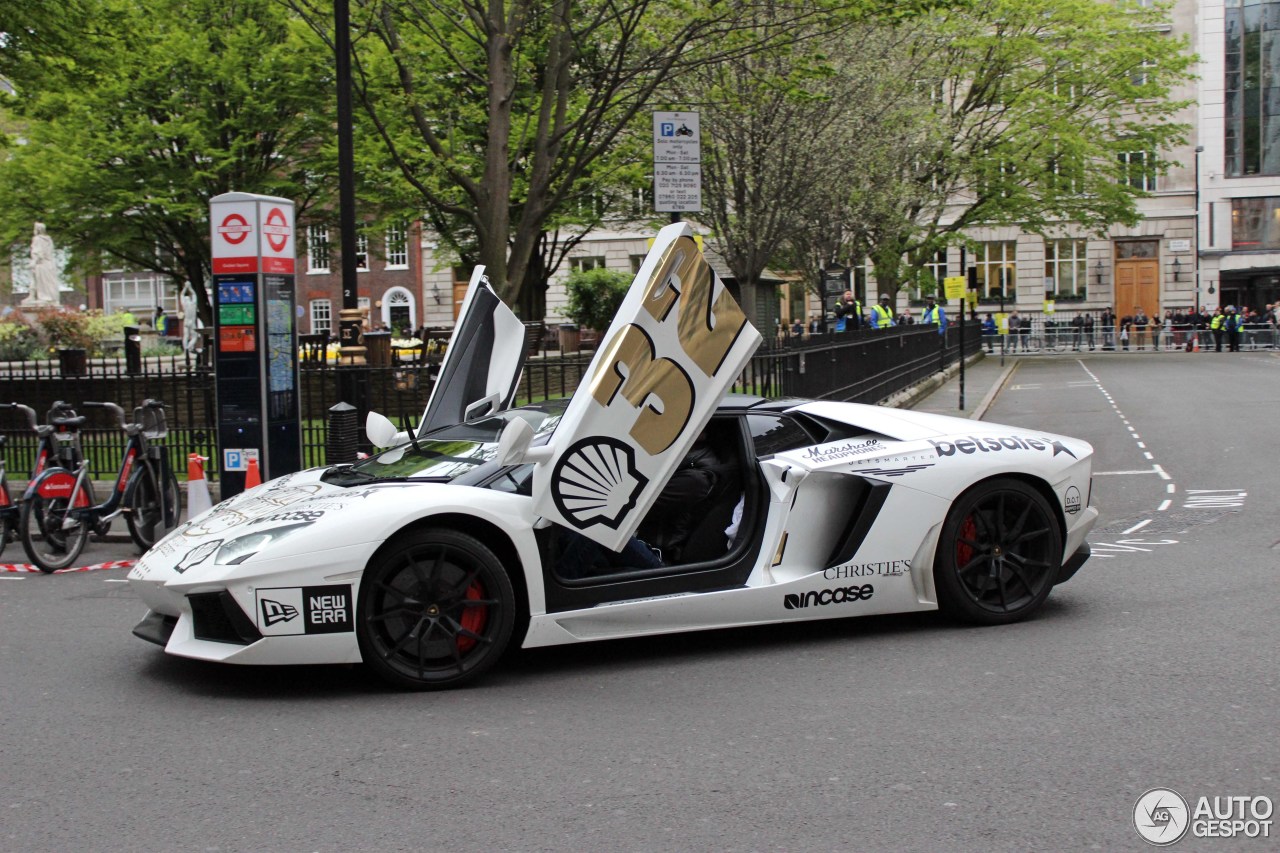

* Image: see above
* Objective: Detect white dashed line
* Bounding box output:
[1122,519,1152,534]
[1078,360,1177,514]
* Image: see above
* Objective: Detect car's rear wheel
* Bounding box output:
[357,528,515,690]
[935,478,1062,625]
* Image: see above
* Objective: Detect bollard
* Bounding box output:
[124,325,142,375]
[327,402,359,465]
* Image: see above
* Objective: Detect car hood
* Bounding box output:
[129,467,416,583]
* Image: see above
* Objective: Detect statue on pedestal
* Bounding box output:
[21,223,62,307]
[180,281,203,354]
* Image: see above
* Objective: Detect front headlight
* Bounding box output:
[215,523,312,565]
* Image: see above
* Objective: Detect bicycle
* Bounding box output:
[3,402,95,570]
[0,435,16,560]
[22,400,178,571]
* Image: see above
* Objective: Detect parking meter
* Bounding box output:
[209,192,302,497]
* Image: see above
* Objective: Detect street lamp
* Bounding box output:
[1194,144,1204,314]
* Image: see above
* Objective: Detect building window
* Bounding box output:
[385,222,408,269]
[355,233,369,272]
[973,241,1017,302]
[1044,240,1087,300]
[104,272,178,316]
[1230,197,1280,250]
[1129,58,1154,87]
[310,299,332,335]
[571,256,607,272]
[307,225,330,273]
[1119,150,1156,191]
[629,254,647,275]
[1224,5,1280,176]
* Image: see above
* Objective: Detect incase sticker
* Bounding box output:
[255,584,354,635]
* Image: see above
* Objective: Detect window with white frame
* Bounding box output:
[307,225,330,273]
[355,233,369,271]
[571,256,607,272]
[973,241,1017,301]
[1130,58,1155,87]
[310,299,332,335]
[1119,150,1157,191]
[1044,240,1087,300]
[923,250,947,294]
[385,222,408,268]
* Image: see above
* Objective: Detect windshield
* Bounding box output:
[325,401,568,484]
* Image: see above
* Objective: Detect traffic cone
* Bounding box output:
[186,453,213,520]
[245,456,262,490]
[1193,336,1200,352]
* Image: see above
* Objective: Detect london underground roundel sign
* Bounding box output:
[264,207,290,253]
[218,213,252,246]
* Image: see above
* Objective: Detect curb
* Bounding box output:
[971,360,1019,421]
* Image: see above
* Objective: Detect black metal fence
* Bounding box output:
[0,324,976,481]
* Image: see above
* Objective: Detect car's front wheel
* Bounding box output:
[935,478,1063,625]
[357,528,515,690]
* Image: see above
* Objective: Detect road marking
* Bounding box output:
[1095,469,1161,476]
[1167,484,1176,493]
[1122,519,1152,534]
[1158,499,1172,511]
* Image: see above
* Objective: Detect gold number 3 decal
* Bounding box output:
[590,235,748,456]
[591,325,693,456]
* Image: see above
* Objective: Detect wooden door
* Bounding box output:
[1114,259,1159,318]
[452,282,469,320]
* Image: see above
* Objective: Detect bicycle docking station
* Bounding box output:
[210,192,302,498]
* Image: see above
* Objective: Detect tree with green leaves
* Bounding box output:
[0,0,339,316]
[826,0,1195,301]
[287,0,861,312]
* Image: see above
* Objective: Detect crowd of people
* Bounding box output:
[791,293,1280,354]
[977,304,1279,353]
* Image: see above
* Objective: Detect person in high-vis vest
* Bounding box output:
[871,295,896,329]
[922,295,947,334]
[1210,307,1226,352]
[1225,306,1243,352]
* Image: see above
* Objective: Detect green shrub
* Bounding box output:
[0,317,41,360]
[562,267,632,332]
[34,308,95,351]
[85,310,137,343]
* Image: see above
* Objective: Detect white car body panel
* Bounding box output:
[127,224,1098,684]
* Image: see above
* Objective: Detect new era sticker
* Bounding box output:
[255,584,353,635]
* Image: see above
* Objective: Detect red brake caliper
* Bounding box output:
[456,580,488,653]
[957,515,977,568]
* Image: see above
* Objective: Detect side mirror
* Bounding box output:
[365,411,399,448]
[495,418,534,466]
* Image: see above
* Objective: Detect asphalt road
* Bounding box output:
[1,352,1276,852]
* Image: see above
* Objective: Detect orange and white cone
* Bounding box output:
[186,453,213,520]
[245,456,262,490]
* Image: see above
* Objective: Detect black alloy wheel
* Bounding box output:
[357,528,516,690]
[935,478,1063,625]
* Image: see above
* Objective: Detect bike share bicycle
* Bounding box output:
[1,402,91,567]
[22,400,178,572]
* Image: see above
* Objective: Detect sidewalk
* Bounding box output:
[889,350,1016,421]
